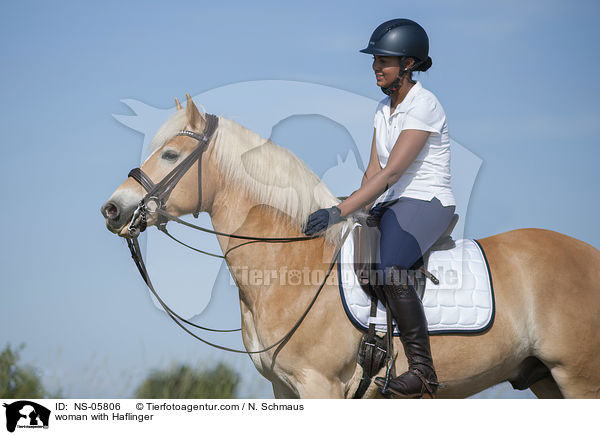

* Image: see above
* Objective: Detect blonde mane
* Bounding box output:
[149,111,351,245]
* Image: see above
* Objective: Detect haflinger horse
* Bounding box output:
[102,95,600,399]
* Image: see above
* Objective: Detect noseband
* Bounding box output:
[122,112,352,355]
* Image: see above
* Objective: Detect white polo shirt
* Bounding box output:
[373,81,456,207]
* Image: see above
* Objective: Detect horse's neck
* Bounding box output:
[209,185,293,281]
[208,185,328,309]
[209,187,258,250]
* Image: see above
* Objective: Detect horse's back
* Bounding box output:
[478,227,600,290]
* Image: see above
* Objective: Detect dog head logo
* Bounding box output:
[3,401,50,432]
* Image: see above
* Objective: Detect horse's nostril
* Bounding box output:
[101,201,120,220]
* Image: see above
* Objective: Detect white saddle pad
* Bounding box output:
[338,222,495,335]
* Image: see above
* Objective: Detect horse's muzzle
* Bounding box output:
[101,199,136,234]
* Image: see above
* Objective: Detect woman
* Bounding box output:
[304,18,456,398]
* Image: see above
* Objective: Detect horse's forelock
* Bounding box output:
[148,110,189,154]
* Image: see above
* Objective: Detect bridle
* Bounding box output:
[124,113,351,355]
[127,114,219,236]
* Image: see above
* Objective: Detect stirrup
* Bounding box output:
[412,368,438,398]
[375,368,439,399]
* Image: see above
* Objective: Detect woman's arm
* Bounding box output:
[358,130,382,210]
[337,129,430,217]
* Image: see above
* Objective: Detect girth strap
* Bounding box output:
[353,296,383,399]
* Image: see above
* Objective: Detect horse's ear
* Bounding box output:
[175,97,183,111]
[185,93,203,130]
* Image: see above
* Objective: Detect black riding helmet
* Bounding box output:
[361,19,432,95]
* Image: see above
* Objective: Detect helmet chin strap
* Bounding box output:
[381,69,407,96]
[380,57,425,96]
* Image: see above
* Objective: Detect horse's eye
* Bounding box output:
[161,150,179,161]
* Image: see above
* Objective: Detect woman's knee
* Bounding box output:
[373,263,415,286]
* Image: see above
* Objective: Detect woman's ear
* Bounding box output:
[403,57,416,71]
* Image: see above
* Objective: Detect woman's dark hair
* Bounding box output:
[415,56,432,72]
[401,56,431,85]
[403,56,432,73]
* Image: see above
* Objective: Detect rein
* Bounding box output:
[127,228,350,354]
[125,113,351,354]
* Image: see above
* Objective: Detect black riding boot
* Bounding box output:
[374,267,438,398]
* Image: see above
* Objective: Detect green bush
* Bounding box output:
[134,362,239,399]
[0,344,51,399]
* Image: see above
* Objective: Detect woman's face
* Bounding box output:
[372,55,401,88]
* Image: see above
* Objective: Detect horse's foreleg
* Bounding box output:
[296,370,345,398]
[272,380,298,399]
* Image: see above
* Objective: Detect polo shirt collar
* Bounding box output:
[389,81,422,116]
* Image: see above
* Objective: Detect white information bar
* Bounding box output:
[1,399,595,434]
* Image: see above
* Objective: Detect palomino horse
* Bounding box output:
[101,95,600,398]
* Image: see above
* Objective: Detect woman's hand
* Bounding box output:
[366,203,386,227]
[303,206,344,236]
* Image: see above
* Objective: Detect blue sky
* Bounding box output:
[0,0,598,398]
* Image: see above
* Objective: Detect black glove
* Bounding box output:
[303,206,344,236]
[366,203,386,227]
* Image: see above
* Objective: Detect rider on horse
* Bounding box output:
[304,18,456,398]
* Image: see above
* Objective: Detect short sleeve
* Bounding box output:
[402,96,445,134]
